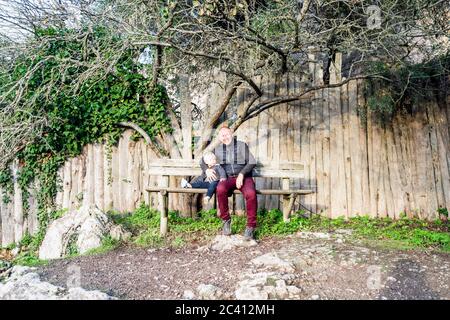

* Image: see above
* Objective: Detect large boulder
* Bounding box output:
[39,205,131,260]
[0,266,115,300]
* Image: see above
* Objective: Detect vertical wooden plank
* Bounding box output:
[431,99,450,211]
[423,104,439,219]
[329,82,347,218]
[411,113,428,218]
[256,75,270,211]
[12,160,23,243]
[394,116,412,215]
[93,143,105,211]
[27,182,38,236]
[265,75,279,210]
[77,149,86,209]
[234,85,247,215]
[302,79,314,213]
[1,186,14,246]
[132,140,142,210]
[55,165,64,208]
[84,144,95,207]
[270,118,281,210]
[299,80,310,213]
[356,80,370,216]
[427,102,446,219]
[322,88,331,217]
[69,158,79,211]
[405,113,420,217]
[383,126,396,219]
[282,178,291,221]
[126,134,136,213]
[111,141,120,211]
[62,159,71,210]
[118,131,129,212]
[280,73,290,162]
[348,80,362,216]
[292,74,302,212]
[366,101,378,217]
[314,88,324,215]
[180,74,193,160]
[103,143,113,211]
[341,83,351,218]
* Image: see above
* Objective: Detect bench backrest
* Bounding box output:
[146,159,305,179]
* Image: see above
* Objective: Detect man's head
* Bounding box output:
[218,126,233,145]
[203,151,217,166]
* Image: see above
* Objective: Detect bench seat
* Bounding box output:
[146,187,313,195]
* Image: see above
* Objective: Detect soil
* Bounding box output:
[35,233,450,300]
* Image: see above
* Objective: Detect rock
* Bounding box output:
[311,294,320,300]
[250,252,295,272]
[63,287,114,300]
[235,286,269,300]
[386,276,397,282]
[183,290,195,300]
[201,235,258,251]
[10,248,20,257]
[0,266,115,300]
[76,213,109,254]
[335,229,353,236]
[197,284,223,299]
[39,205,125,259]
[235,271,301,300]
[110,225,132,241]
[297,232,331,240]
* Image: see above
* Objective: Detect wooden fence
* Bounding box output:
[1,74,449,246]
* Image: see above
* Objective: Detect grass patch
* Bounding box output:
[109,204,226,248]
[12,252,48,267]
[85,236,121,256]
[110,203,449,253]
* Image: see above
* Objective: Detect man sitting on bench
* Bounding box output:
[200,126,257,240]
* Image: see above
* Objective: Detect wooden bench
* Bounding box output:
[145,159,314,236]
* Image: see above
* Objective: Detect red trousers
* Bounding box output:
[216,176,257,228]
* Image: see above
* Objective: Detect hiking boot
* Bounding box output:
[222,219,231,236]
[244,226,255,240]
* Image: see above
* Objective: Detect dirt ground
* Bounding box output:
[35,232,450,300]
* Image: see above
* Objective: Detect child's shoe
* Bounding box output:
[181,178,191,188]
[203,196,211,205]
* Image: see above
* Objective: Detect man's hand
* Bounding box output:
[236,173,244,189]
[205,168,217,182]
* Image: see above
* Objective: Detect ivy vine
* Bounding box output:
[0,26,173,249]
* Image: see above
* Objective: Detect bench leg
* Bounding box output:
[159,192,168,236]
[159,175,169,236]
[282,178,290,222]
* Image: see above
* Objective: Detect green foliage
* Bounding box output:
[0,26,173,251]
[109,204,449,253]
[0,168,13,204]
[12,252,48,267]
[85,236,121,256]
[19,231,33,247]
[51,208,68,220]
[437,207,448,218]
[364,53,450,123]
